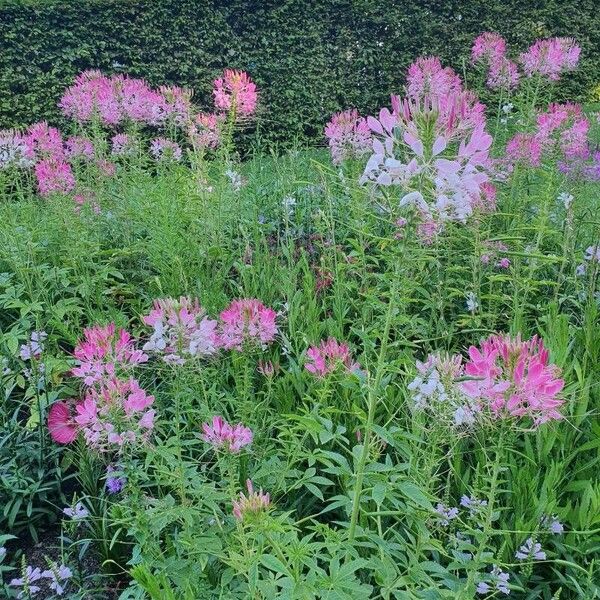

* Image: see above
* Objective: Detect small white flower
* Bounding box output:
[466,292,479,313]
[557,192,574,210]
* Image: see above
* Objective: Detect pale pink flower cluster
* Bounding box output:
[520,38,581,81]
[201,415,252,453]
[506,103,590,168]
[34,159,76,197]
[150,137,182,162]
[360,57,494,241]
[232,479,271,521]
[218,299,277,351]
[188,112,224,150]
[471,33,520,90]
[72,323,148,386]
[462,334,565,426]
[213,69,258,118]
[406,57,462,101]
[111,133,136,157]
[142,296,219,364]
[324,109,372,165]
[408,352,480,427]
[0,129,34,169]
[304,337,360,378]
[59,70,192,127]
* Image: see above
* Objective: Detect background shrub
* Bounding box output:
[1,0,599,148]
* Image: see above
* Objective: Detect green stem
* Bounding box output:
[347,272,399,544]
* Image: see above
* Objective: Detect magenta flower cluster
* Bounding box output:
[506,102,590,169]
[59,70,192,127]
[217,298,278,351]
[48,323,155,452]
[471,33,580,91]
[213,69,258,118]
[201,415,253,453]
[520,37,581,81]
[304,337,360,378]
[462,334,565,426]
[471,32,520,90]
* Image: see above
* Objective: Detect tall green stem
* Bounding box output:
[347,272,399,543]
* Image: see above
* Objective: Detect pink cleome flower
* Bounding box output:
[461,333,565,426]
[213,69,258,117]
[188,112,224,150]
[73,377,155,452]
[72,323,148,386]
[471,32,507,64]
[305,337,360,378]
[505,133,543,168]
[218,299,277,351]
[406,56,462,101]
[34,159,76,197]
[142,296,219,364]
[65,136,95,160]
[201,415,253,453]
[324,109,372,165]
[520,37,581,81]
[232,479,271,521]
[48,401,78,444]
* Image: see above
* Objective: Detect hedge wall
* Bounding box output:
[1,0,599,147]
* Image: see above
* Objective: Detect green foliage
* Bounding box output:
[1,0,600,148]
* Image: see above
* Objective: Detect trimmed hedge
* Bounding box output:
[1,0,599,147]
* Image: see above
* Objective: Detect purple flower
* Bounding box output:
[542,514,564,534]
[19,331,47,361]
[42,564,72,596]
[516,537,546,560]
[476,581,490,595]
[435,502,459,526]
[9,565,43,598]
[0,546,6,560]
[63,501,89,520]
[460,494,488,517]
[105,465,126,494]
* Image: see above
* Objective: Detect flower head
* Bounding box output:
[9,565,43,598]
[232,479,271,520]
[41,563,72,596]
[201,416,252,453]
[150,138,182,162]
[461,333,565,426]
[213,70,257,117]
[520,37,581,81]
[142,297,219,364]
[48,401,79,444]
[218,299,277,351]
[324,109,372,164]
[0,129,35,169]
[515,537,546,560]
[63,501,89,520]
[72,323,148,386]
[305,337,360,378]
[189,112,223,150]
